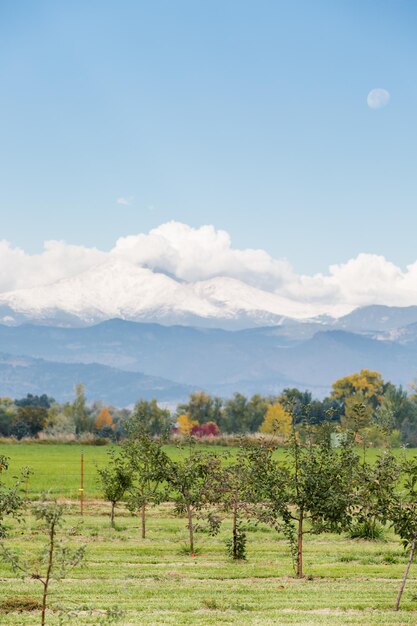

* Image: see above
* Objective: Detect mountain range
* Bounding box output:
[1,304,417,405]
[0,260,343,329]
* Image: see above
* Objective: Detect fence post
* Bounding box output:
[80,450,84,516]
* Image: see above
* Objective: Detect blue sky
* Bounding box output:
[1,0,416,273]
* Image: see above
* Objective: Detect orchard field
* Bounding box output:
[1,443,417,625]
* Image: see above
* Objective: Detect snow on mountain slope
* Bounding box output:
[0,259,330,327]
[192,277,326,320]
[0,261,217,324]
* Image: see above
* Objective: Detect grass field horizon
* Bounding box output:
[0,441,415,499]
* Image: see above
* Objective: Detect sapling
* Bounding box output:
[0,454,27,537]
[390,457,417,610]
[208,446,261,560]
[97,448,132,527]
[0,496,85,626]
[252,430,359,578]
[350,451,401,540]
[167,448,221,554]
[123,430,170,538]
[286,431,359,577]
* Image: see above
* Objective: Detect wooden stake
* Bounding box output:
[80,451,84,516]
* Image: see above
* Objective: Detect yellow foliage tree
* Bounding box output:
[95,407,114,430]
[177,413,198,435]
[260,403,292,438]
[331,369,384,405]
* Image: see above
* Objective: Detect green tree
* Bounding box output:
[254,432,359,578]
[72,384,88,434]
[342,394,373,436]
[219,393,270,434]
[127,399,171,436]
[0,497,85,626]
[289,434,359,577]
[220,393,249,433]
[15,394,54,409]
[351,451,401,539]
[123,431,170,538]
[0,456,25,538]
[246,394,270,432]
[11,405,48,439]
[0,402,15,436]
[209,447,261,560]
[167,450,220,554]
[177,392,222,425]
[97,449,132,527]
[389,457,417,610]
[279,388,312,424]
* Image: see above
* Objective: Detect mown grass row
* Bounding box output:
[1,502,417,625]
[1,443,417,624]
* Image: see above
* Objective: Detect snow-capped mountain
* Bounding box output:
[0,259,335,328]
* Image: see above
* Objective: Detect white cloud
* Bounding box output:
[116,196,133,206]
[0,240,105,292]
[111,222,293,289]
[1,222,417,319]
[367,88,390,109]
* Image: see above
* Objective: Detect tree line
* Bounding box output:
[2,369,417,445]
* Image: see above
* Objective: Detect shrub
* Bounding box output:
[190,422,220,437]
[349,520,385,541]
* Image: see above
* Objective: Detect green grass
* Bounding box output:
[1,502,417,625]
[0,442,241,498]
[1,443,417,624]
[0,442,416,499]
[0,443,210,497]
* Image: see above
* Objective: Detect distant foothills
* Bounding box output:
[1,305,417,406]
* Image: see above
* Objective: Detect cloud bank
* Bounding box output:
[1,221,417,319]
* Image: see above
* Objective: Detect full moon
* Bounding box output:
[367,88,390,109]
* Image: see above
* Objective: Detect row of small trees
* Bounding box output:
[1,431,417,618]
[97,413,417,610]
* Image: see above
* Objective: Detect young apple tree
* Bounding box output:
[167,449,221,554]
[253,432,359,578]
[390,457,417,610]
[1,497,85,626]
[123,430,170,538]
[0,455,27,537]
[97,449,132,528]
[208,445,266,560]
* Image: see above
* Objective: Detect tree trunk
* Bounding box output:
[394,535,417,611]
[232,502,238,559]
[141,501,146,539]
[41,520,56,626]
[186,503,194,553]
[110,501,115,528]
[297,511,303,578]
[41,581,48,626]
